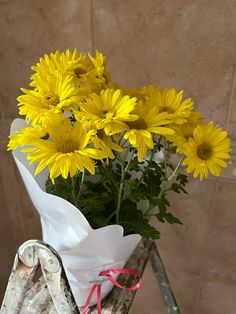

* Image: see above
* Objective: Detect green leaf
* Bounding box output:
[127,157,142,171]
[156,212,183,225]
[123,218,160,239]
[79,195,109,213]
[152,197,170,211]
[129,184,150,201]
[45,175,74,204]
[170,183,187,194]
[84,180,105,193]
[120,199,140,219]
[177,173,188,187]
[100,165,121,185]
[143,172,162,196]
[148,161,163,173]
[123,179,139,189]
[119,200,160,239]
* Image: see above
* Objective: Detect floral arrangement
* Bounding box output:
[8,49,231,240]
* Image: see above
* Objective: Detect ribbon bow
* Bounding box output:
[82,268,141,314]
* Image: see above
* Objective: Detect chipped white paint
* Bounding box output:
[1,239,180,314]
[0,240,79,314]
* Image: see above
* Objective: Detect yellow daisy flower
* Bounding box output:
[124,101,174,161]
[88,50,110,86]
[182,122,231,180]
[31,49,110,96]
[8,124,46,152]
[26,118,107,181]
[75,89,138,135]
[139,85,157,99]
[18,74,81,125]
[145,87,193,124]
[119,86,143,99]
[166,112,204,152]
[91,128,123,159]
[31,49,88,79]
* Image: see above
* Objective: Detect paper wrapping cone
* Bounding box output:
[10,118,141,306]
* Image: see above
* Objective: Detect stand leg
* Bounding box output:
[143,239,181,314]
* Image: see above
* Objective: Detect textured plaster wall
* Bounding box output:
[0,1,236,313]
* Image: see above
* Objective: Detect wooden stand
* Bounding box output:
[0,239,180,314]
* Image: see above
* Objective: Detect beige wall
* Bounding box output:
[0,1,236,313]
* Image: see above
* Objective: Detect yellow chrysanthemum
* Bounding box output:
[31,49,110,96]
[75,89,138,135]
[121,86,143,99]
[91,128,123,159]
[145,87,193,124]
[31,49,87,79]
[18,74,81,125]
[166,112,204,151]
[182,122,231,180]
[124,101,174,161]
[8,124,46,152]
[139,85,157,99]
[87,50,111,88]
[18,118,107,180]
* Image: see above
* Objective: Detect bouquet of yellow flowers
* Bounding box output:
[9,49,231,240]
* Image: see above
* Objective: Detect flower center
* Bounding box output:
[57,139,79,153]
[101,109,113,119]
[197,143,213,160]
[74,66,87,78]
[46,95,59,107]
[97,129,105,139]
[159,106,174,114]
[127,118,147,130]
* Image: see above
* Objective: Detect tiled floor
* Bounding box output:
[1,1,236,313]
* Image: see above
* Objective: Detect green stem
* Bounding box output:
[103,210,117,226]
[116,148,134,224]
[157,157,182,199]
[118,132,125,145]
[121,138,128,148]
[71,176,78,208]
[156,135,162,149]
[116,163,125,224]
[137,146,156,188]
[163,138,168,178]
[124,149,135,172]
[144,157,184,218]
[77,171,85,203]
[167,157,183,182]
[114,151,122,162]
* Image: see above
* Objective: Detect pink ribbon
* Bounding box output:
[82,268,141,314]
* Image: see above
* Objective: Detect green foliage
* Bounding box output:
[124,219,160,239]
[46,175,75,204]
[169,173,188,194]
[119,199,160,239]
[154,194,182,225]
[45,138,188,240]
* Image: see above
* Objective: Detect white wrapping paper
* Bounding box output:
[11,118,141,306]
